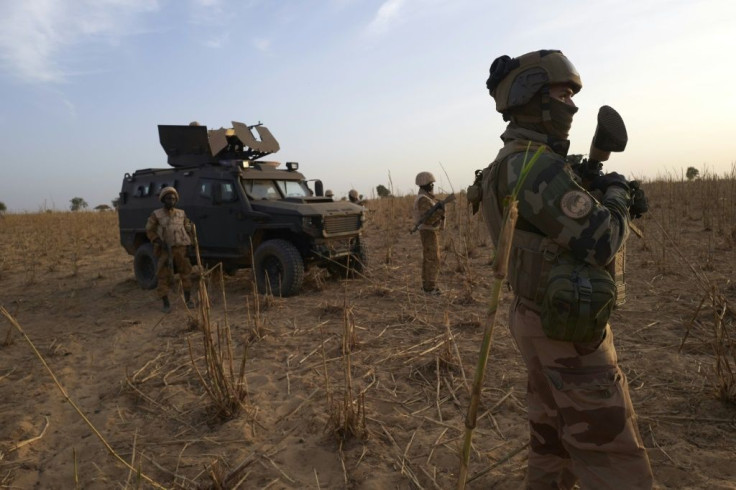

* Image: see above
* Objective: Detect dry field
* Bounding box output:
[1,175,735,489]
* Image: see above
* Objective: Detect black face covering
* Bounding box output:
[544,97,578,140]
[163,196,177,210]
[504,90,576,156]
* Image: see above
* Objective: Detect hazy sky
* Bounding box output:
[0,0,734,212]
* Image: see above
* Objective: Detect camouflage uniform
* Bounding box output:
[481,126,653,489]
[413,188,444,291]
[145,207,194,299]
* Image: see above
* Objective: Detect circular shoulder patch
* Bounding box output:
[560,190,593,219]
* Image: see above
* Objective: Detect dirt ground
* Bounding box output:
[1,190,735,489]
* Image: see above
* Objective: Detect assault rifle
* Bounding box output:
[410,193,456,233]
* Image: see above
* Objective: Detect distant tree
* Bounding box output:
[376,184,392,198]
[0,201,6,214]
[70,197,88,212]
[95,204,111,211]
[686,167,699,181]
[111,197,120,209]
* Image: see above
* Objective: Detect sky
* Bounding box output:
[0,0,734,212]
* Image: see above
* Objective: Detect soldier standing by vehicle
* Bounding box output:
[479,50,652,488]
[348,189,365,205]
[413,172,445,294]
[145,187,195,313]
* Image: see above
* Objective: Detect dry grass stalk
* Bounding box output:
[382,172,397,265]
[6,416,49,454]
[325,297,368,441]
[466,441,529,484]
[187,230,250,420]
[0,306,166,489]
[3,325,13,346]
[650,211,735,403]
[458,146,541,489]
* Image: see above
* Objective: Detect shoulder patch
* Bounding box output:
[560,190,593,219]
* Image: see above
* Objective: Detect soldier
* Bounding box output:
[145,187,196,313]
[325,189,334,199]
[413,171,445,294]
[480,50,652,488]
[348,189,362,204]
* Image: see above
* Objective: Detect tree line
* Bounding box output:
[0,170,705,215]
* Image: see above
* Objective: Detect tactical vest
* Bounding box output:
[413,193,441,231]
[153,208,192,247]
[482,141,626,311]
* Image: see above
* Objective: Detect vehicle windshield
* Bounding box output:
[276,180,311,198]
[242,179,311,199]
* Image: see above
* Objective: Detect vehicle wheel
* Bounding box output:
[134,243,158,290]
[254,239,304,296]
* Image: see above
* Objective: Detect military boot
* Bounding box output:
[162,296,171,313]
[184,291,195,309]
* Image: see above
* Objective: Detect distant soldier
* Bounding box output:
[145,187,195,312]
[325,189,334,199]
[413,171,445,294]
[348,189,367,206]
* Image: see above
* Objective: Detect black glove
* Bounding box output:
[629,180,648,219]
[590,172,630,193]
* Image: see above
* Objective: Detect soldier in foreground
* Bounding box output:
[145,187,195,313]
[479,50,653,488]
[413,172,445,294]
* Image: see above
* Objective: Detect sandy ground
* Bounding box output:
[1,194,735,489]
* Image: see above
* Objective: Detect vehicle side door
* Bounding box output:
[192,179,249,257]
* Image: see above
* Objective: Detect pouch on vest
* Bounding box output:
[507,233,559,305]
[541,262,616,343]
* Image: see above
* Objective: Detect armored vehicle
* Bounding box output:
[118,120,366,297]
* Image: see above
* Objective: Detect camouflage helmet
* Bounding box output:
[348,189,359,199]
[159,186,179,202]
[486,50,581,113]
[325,189,334,198]
[415,171,436,187]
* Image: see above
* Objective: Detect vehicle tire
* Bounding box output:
[134,243,158,290]
[254,239,304,297]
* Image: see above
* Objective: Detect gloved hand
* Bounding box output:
[629,180,648,219]
[153,237,163,247]
[590,172,630,194]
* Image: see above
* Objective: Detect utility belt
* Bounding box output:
[509,229,620,343]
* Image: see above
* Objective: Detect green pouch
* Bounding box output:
[541,262,616,343]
